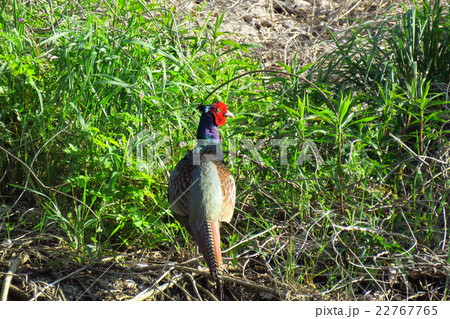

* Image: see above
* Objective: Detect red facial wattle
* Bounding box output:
[211,102,230,127]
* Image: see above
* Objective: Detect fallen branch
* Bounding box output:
[0,253,29,301]
[0,280,30,301]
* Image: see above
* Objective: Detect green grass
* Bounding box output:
[0,0,449,300]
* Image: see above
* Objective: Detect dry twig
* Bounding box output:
[129,273,183,301]
[0,253,29,301]
[29,266,88,301]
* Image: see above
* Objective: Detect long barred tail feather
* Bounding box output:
[194,220,224,300]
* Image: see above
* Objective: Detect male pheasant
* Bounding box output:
[168,102,236,299]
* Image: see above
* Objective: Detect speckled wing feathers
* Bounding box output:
[168,153,194,232]
[215,161,235,223]
[168,146,235,225]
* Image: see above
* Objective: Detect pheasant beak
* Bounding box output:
[224,111,235,118]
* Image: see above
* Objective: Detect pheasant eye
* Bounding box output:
[216,108,221,113]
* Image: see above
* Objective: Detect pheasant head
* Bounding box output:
[197,102,234,143]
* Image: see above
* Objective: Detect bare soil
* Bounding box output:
[177,0,416,66]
